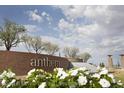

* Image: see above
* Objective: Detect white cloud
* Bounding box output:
[24,24,40,32]
[41,11,52,24]
[99,37,124,52]
[24,24,43,37]
[56,6,110,23]
[58,18,100,38]
[41,12,48,16]
[55,5,124,64]
[26,9,43,23]
[58,18,75,31]
[55,6,86,21]
[56,6,124,50]
[26,9,52,24]
[41,35,72,48]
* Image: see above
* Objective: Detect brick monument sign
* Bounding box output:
[0,51,72,75]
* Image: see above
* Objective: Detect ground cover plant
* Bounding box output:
[0,67,124,88]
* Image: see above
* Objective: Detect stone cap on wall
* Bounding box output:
[108,55,112,56]
[0,50,67,59]
[66,57,85,62]
[120,54,124,56]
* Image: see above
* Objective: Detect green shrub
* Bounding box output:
[0,67,123,88]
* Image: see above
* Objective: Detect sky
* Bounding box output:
[0,5,124,65]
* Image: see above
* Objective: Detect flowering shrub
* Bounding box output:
[24,69,51,88]
[0,67,124,88]
[0,69,23,88]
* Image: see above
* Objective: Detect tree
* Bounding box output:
[63,47,79,58]
[22,35,45,54]
[117,61,120,68]
[31,37,45,54]
[44,42,59,55]
[79,52,91,62]
[99,62,105,67]
[21,34,32,52]
[0,19,26,51]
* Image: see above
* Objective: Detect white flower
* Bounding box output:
[117,80,123,86]
[0,71,7,79]
[99,68,108,75]
[6,79,16,88]
[6,71,16,78]
[10,79,16,84]
[108,74,114,79]
[1,79,6,86]
[32,80,36,82]
[118,82,123,86]
[60,72,68,79]
[38,82,46,88]
[27,69,36,76]
[112,78,116,83]
[57,68,68,79]
[0,75,2,79]
[77,76,87,86]
[70,70,78,76]
[101,68,108,71]
[36,75,39,78]
[56,68,63,76]
[54,68,63,72]
[97,66,101,70]
[90,80,92,83]
[85,71,90,75]
[99,79,110,88]
[92,73,100,79]
[78,67,87,71]
[0,70,15,79]
[108,74,115,83]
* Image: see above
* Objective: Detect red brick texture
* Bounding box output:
[0,51,71,75]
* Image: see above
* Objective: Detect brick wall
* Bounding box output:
[0,51,71,75]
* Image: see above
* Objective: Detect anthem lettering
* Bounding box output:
[30,57,60,67]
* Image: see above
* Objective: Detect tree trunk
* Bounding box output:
[6,46,11,51]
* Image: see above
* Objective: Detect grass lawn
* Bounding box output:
[113,69,124,83]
